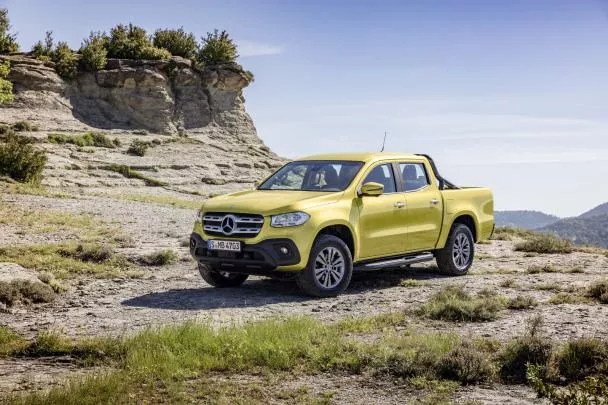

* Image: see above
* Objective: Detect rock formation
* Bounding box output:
[0,55,284,196]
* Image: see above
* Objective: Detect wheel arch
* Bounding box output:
[315,222,356,260]
[437,212,480,248]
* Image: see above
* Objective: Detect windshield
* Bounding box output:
[258,160,364,192]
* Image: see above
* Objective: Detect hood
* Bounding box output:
[201,189,343,215]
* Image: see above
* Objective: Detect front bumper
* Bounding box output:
[190,233,302,275]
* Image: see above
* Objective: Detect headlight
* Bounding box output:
[271,212,310,227]
[196,209,204,222]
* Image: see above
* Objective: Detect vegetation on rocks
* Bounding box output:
[126,139,149,156]
[0,60,13,104]
[198,29,239,65]
[79,32,108,71]
[153,27,197,58]
[0,8,19,54]
[31,32,78,78]
[0,131,47,184]
[48,132,120,148]
[102,164,166,187]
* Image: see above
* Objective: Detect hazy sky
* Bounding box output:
[3,0,608,217]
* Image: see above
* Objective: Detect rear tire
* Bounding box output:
[435,224,475,275]
[198,263,249,287]
[296,235,353,297]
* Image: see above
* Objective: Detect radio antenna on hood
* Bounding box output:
[380,131,388,152]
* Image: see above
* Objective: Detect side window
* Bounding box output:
[400,163,430,192]
[363,164,396,193]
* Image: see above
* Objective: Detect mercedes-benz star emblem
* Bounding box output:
[221,215,236,235]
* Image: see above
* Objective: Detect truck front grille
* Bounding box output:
[202,212,264,238]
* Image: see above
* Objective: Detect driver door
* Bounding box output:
[356,163,407,259]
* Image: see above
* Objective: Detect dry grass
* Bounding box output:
[0,280,55,307]
[515,234,573,254]
[419,285,506,322]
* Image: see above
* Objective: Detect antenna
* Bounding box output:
[380,131,387,152]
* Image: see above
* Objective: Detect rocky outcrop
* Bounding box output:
[1,55,257,137]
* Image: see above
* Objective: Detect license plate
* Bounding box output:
[207,240,241,252]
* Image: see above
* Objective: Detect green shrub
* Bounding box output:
[528,364,608,405]
[587,280,608,304]
[437,341,494,384]
[0,132,47,184]
[556,338,608,382]
[153,28,197,58]
[80,32,108,71]
[0,60,12,104]
[30,31,54,60]
[139,46,171,60]
[506,295,537,310]
[498,315,553,383]
[419,285,506,322]
[141,249,178,266]
[515,234,573,254]
[52,41,77,78]
[31,32,78,78]
[107,23,170,60]
[198,29,238,65]
[127,139,149,156]
[0,8,19,54]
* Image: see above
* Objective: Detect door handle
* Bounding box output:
[430,199,440,205]
[394,201,405,208]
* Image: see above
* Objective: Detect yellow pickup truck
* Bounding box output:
[190,152,494,297]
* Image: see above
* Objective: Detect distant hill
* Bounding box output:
[540,214,608,248]
[579,202,608,219]
[494,210,560,229]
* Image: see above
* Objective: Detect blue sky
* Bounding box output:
[3,0,608,217]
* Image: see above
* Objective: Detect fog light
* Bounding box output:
[280,247,289,255]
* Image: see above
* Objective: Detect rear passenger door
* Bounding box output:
[398,161,443,252]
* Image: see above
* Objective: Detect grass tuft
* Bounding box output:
[140,249,178,266]
[48,132,120,148]
[506,295,537,310]
[419,285,506,322]
[587,280,608,304]
[101,164,166,187]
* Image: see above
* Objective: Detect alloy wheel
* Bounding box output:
[314,247,345,289]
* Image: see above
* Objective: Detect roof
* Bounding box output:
[297,152,424,163]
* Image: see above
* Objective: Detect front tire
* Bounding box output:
[435,224,475,275]
[198,263,249,287]
[296,235,353,297]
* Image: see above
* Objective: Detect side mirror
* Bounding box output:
[254,180,261,187]
[359,182,384,197]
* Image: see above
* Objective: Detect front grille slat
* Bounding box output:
[202,212,264,238]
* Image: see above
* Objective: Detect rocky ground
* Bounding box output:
[1,174,607,403]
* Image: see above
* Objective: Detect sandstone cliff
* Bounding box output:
[0,55,284,197]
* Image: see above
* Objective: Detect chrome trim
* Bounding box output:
[202,213,264,236]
